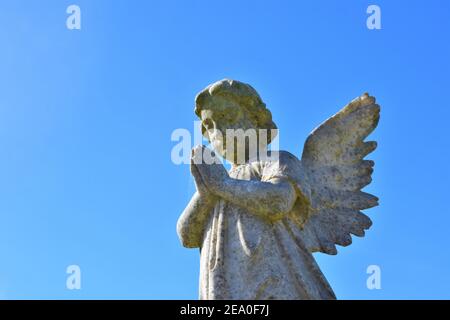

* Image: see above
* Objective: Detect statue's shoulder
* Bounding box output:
[255,150,304,180]
[278,150,300,162]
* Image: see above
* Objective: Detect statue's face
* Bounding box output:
[200,95,258,164]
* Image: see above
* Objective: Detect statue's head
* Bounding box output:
[194,79,277,164]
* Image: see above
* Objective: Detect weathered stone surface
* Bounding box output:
[177,79,380,299]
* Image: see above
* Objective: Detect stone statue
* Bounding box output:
[177,79,380,299]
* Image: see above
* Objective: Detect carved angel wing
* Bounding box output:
[298,93,380,255]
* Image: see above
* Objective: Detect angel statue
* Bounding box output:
[176,79,380,300]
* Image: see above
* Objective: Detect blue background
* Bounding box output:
[0,0,449,299]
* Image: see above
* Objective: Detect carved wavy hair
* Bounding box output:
[194,79,278,143]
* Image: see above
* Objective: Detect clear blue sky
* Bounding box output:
[0,0,449,299]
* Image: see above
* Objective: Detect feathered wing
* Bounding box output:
[295,93,380,255]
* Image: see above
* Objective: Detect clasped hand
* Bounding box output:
[190,145,230,198]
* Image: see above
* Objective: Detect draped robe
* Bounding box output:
[199,151,336,300]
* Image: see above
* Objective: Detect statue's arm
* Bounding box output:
[214,177,296,221]
[192,145,297,222]
[177,192,216,248]
[177,152,219,248]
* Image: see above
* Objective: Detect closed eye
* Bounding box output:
[203,118,213,129]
